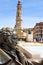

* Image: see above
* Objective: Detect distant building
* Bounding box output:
[23,28,33,42]
[33,22,43,42]
[27,31,33,42]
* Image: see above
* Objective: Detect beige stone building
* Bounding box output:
[14,0,23,38]
[33,22,43,42]
[14,0,26,39]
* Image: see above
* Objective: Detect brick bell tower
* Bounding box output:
[14,0,23,38]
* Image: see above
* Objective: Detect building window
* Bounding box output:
[40,30,42,33]
[40,27,42,29]
[37,34,38,36]
[36,31,38,33]
[36,27,38,29]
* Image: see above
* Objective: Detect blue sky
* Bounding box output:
[0,0,43,29]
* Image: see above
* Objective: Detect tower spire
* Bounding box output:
[14,0,22,38]
[15,0,22,30]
